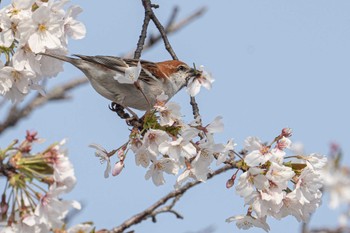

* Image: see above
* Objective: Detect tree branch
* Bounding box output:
[0,77,87,134]
[133,1,152,59]
[125,6,206,59]
[141,0,178,60]
[109,164,236,233]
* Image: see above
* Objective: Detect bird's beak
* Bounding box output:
[185,68,202,86]
[189,68,202,77]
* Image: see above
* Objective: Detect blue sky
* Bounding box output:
[2,1,350,232]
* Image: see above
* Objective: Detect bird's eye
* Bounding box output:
[177,65,187,72]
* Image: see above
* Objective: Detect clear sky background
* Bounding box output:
[1,1,350,233]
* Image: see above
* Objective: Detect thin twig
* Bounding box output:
[109,164,236,233]
[190,96,202,122]
[133,1,152,59]
[124,6,206,59]
[151,195,183,222]
[165,6,179,30]
[0,77,87,134]
[308,227,350,233]
[141,0,178,60]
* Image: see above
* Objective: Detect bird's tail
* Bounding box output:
[38,52,78,64]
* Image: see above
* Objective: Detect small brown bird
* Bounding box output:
[40,53,199,111]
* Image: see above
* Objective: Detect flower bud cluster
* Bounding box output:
[0,0,85,102]
[0,131,81,232]
[321,144,350,227]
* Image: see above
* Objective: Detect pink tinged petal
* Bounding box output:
[32,6,50,23]
[13,0,36,9]
[22,215,36,226]
[65,6,86,39]
[226,215,270,232]
[71,200,81,210]
[306,153,327,170]
[112,161,124,176]
[152,171,165,186]
[158,141,170,154]
[0,30,14,47]
[27,33,46,53]
[244,136,263,151]
[216,153,226,165]
[66,20,86,39]
[182,143,197,158]
[41,31,62,50]
[67,5,83,18]
[206,116,224,133]
[235,172,255,198]
[103,161,111,178]
[0,77,13,95]
[135,147,155,168]
[201,79,212,90]
[31,83,46,96]
[186,78,201,96]
[181,128,199,140]
[115,61,141,84]
[145,165,165,186]
[244,150,267,167]
[161,158,179,175]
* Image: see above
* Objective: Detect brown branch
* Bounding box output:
[165,6,179,31]
[0,77,88,134]
[308,227,350,233]
[190,96,202,122]
[151,195,183,222]
[141,0,178,60]
[133,1,152,59]
[124,6,206,59]
[109,164,236,233]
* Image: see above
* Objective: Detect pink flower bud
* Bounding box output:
[112,161,124,176]
[281,128,292,137]
[26,130,38,143]
[226,178,235,189]
[0,195,8,215]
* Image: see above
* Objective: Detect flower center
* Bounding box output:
[38,24,47,32]
[260,146,270,155]
[155,162,164,170]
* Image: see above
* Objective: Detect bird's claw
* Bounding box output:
[109,102,143,129]
[109,102,131,119]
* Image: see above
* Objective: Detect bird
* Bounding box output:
[39,53,200,114]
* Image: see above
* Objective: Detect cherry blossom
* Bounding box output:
[89,143,112,178]
[0,0,85,102]
[145,158,179,186]
[226,215,270,232]
[114,61,142,84]
[186,65,214,97]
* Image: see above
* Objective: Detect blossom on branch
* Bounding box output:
[227,133,327,231]
[0,0,86,102]
[0,132,80,232]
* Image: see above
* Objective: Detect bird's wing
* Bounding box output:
[73,54,162,84]
[73,54,133,73]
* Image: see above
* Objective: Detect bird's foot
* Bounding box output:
[109,102,144,129]
[109,102,131,119]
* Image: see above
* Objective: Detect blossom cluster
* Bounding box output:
[86,59,329,232]
[0,131,90,233]
[322,143,350,227]
[226,131,327,232]
[92,93,234,187]
[0,0,85,103]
